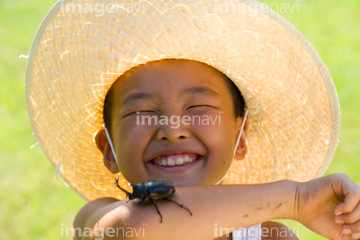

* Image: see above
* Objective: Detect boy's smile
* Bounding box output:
[101,59,246,186]
[151,153,199,167]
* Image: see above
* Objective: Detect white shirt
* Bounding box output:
[232,224,262,240]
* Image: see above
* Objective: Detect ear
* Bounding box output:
[233,117,248,160]
[95,129,120,174]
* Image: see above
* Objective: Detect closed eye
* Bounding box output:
[122,110,160,118]
[186,105,219,110]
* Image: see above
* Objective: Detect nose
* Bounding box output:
[156,116,190,142]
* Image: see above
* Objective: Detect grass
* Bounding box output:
[1,0,359,239]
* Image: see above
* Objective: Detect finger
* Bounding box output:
[336,202,360,224]
[335,191,360,216]
[351,232,360,239]
[342,219,360,239]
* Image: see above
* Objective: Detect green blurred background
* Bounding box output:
[0,0,359,239]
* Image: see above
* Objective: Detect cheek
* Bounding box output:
[193,113,235,147]
[116,116,156,145]
[113,119,156,171]
[196,115,236,180]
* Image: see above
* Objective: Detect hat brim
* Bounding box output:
[26,0,340,201]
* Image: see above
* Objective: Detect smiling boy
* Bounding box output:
[89,58,301,240]
[25,0,360,240]
[72,59,359,240]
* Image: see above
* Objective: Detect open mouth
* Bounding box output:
[150,153,201,167]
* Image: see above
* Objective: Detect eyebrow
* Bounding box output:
[121,92,157,106]
[121,86,219,106]
[179,86,219,98]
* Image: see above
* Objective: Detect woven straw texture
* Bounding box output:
[25,0,340,201]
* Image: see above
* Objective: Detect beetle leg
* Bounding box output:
[115,177,132,197]
[149,198,163,223]
[163,198,193,216]
[138,196,148,205]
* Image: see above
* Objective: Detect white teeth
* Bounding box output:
[167,157,175,166]
[154,154,198,166]
[176,157,184,165]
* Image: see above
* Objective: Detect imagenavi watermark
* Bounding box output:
[61,223,146,239]
[214,223,300,239]
[135,112,222,129]
[213,0,301,16]
[59,1,145,17]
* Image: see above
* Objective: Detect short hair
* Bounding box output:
[103,60,245,132]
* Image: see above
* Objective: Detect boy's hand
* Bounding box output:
[296,173,360,239]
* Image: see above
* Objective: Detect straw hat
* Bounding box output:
[25,0,340,201]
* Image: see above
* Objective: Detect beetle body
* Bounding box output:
[146,181,175,200]
[115,178,192,222]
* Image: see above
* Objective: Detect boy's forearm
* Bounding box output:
[163,180,297,239]
[83,180,298,240]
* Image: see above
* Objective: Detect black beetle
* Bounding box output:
[115,178,192,222]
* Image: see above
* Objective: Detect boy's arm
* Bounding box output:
[73,197,119,240]
[73,180,296,240]
[73,173,360,240]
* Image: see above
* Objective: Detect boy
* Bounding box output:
[25,0,360,239]
[72,59,360,240]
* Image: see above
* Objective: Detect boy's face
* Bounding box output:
[101,60,246,186]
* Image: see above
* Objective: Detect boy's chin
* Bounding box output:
[171,178,198,187]
[170,177,223,187]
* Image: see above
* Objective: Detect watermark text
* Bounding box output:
[59,1,145,17]
[135,112,221,129]
[213,0,301,15]
[61,223,146,240]
[214,223,300,239]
